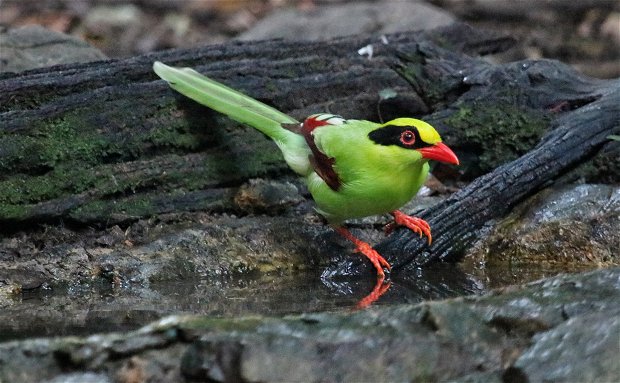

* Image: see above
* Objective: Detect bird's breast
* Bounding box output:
[307,162,429,223]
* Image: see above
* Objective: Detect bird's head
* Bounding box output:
[368,118,459,165]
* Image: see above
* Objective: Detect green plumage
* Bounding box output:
[153,62,440,225]
[307,119,428,223]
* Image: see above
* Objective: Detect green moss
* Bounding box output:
[0,141,287,220]
[38,113,128,168]
[429,35,451,51]
[264,80,279,94]
[182,316,263,333]
[306,57,327,74]
[445,101,550,175]
[0,204,31,221]
[0,163,124,205]
[392,54,449,104]
[0,102,206,174]
[0,99,292,223]
[68,195,154,223]
[147,124,199,150]
[0,113,124,174]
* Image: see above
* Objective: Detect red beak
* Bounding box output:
[418,142,459,165]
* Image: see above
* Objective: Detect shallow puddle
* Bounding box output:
[1,260,601,342]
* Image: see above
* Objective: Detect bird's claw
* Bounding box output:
[353,242,391,277]
[337,227,391,277]
[387,210,433,245]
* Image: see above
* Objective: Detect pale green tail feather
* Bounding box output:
[153,61,311,175]
[153,61,297,138]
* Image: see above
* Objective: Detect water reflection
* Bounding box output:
[0,263,486,341]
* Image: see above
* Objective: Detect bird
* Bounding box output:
[153,61,459,282]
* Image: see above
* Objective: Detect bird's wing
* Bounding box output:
[300,114,347,191]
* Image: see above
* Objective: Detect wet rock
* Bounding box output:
[465,184,619,286]
[135,215,332,280]
[181,339,243,382]
[94,225,126,247]
[239,0,455,41]
[0,282,21,307]
[508,310,620,382]
[233,178,304,214]
[0,269,46,291]
[0,213,336,296]
[43,372,112,383]
[0,25,106,73]
[0,267,617,382]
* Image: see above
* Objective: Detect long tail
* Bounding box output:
[153,61,310,175]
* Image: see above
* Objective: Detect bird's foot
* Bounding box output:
[384,210,432,245]
[353,242,392,277]
[356,275,391,309]
[335,227,391,277]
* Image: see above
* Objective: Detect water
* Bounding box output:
[0,261,597,342]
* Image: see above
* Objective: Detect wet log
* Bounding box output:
[0,23,512,228]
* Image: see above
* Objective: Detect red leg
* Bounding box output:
[355,275,391,309]
[384,210,432,245]
[335,227,391,278]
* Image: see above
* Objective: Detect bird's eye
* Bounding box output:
[400,130,416,146]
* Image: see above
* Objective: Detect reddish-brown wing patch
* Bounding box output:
[301,114,344,191]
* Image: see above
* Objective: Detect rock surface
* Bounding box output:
[435,0,620,79]
[239,0,455,41]
[0,25,107,73]
[1,267,618,382]
[510,311,620,382]
[464,184,620,287]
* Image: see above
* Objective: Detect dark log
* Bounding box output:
[0,23,513,228]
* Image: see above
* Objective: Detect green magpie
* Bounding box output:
[153,61,459,281]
